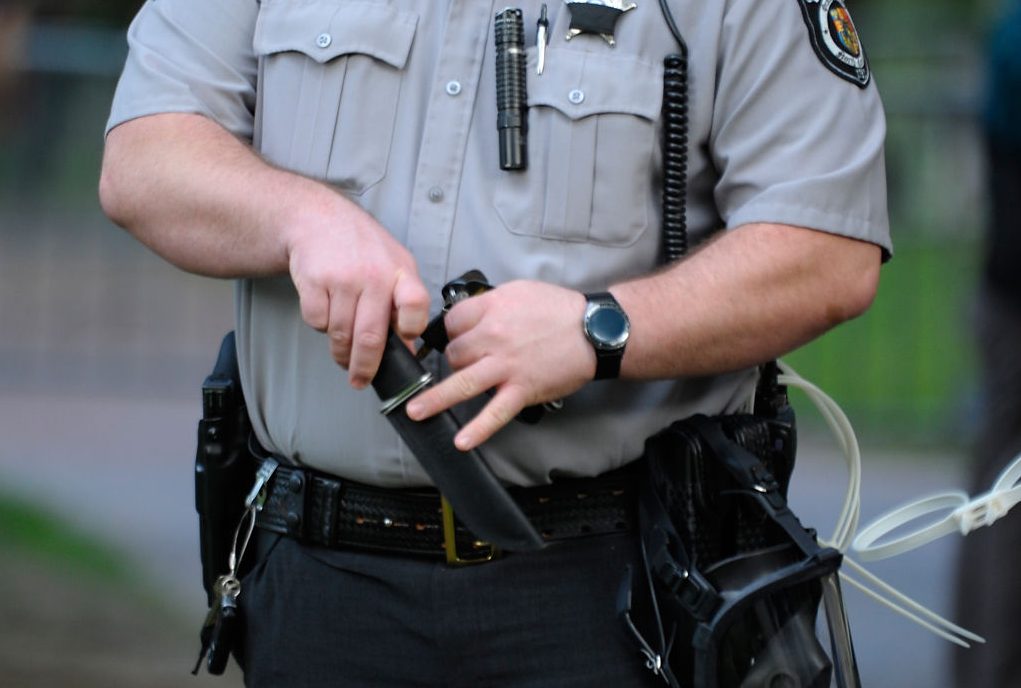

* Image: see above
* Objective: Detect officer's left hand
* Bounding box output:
[405,280,596,451]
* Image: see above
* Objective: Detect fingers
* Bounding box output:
[325,285,357,367]
[442,295,485,341]
[393,269,430,340]
[346,265,429,385]
[405,281,593,451]
[285,201,429,386]
[406,361,525,451]
[297,268,420,387]
[292,252,428,386]
[346,283,391,388]
[453,386,526,451]
[297,283,330,333]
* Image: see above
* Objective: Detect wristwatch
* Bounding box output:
[583,292,630,380]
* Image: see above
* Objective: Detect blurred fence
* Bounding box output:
[0,21,234,401]
[0,17,990,447]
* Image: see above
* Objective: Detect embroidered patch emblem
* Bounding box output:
[797,0,870,88]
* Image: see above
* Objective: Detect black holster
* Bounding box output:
[195,332,256,603]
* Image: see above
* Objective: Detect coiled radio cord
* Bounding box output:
[661,52,689,262]
[658,0,689,263]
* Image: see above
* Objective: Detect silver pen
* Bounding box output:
[536,4,549,75]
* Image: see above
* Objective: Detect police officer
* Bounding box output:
[100,0,890,685]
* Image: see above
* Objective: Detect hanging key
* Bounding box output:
[191,462,275,674]
[207,574,241,674]
[192,574,242,675]
[191,601,219,675]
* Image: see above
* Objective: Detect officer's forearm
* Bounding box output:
[611,223,881,379]
[99,112,341,279]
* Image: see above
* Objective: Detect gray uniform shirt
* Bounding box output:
[108,0,890,487]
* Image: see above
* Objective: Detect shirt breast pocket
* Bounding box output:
[494,48,662,246]
[253,0,417,194]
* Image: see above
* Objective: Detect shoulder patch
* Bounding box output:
[796,0,870,88]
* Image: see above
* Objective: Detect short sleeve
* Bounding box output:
[106,0,259,141]
[711,0,891,258]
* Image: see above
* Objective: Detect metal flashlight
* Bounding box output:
[494,8,528,170]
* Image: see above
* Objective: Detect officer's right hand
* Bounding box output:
[284,197,430,389]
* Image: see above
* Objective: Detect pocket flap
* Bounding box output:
[254,0,418,69]
[527,48,662,121]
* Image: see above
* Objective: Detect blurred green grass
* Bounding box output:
[0,490,132,583]
[0,491,244,688]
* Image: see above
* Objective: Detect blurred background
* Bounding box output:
[0,1,1014,686]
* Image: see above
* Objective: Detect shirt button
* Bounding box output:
[428,187,444,203]
[445,80,462,96]
[316,32,332,49]
[568,89,585,104]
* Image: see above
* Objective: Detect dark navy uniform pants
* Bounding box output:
[237,531,660,687]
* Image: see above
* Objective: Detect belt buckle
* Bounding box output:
[440,496,499,565]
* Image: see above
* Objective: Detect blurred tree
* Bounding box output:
[0,0,137,203]
[0,3,32,132]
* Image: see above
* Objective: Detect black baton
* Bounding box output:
[372,332,543,551]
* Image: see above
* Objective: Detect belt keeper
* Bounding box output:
[316,476,344,546]
[279,469,309,539]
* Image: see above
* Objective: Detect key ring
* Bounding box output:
[229,458,279,574]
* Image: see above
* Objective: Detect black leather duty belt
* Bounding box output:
[253,459,638,565]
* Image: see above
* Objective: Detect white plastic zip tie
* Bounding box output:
[840,558,984,647]
[771,361,987,647]
[776,361,862,550]
[852,453,1021,559]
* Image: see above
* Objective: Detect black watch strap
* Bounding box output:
[594,344,622,380]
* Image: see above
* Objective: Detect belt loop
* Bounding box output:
[441,496,499,565]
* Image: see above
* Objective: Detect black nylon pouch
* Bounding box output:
[647,411,798,573]
[628,402,848,687]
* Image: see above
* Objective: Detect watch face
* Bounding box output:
[587,305,630,349]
